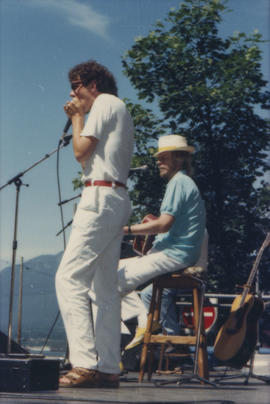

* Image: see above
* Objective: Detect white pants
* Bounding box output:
[55,186,131,374]
[121,290,147,323]
[119,250,186,323]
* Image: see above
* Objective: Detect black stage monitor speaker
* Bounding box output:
[0,354,60,392]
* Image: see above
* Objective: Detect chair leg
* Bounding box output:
[147,286,163,380]
[147,345,155,380]
[139,283,158,382]
[153,285,163,323]
[139,276,209,384]
[199,309,209,379]
[193,286,209,380]
[157,331,167,373]
[139,342,148,382]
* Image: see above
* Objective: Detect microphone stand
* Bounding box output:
[0,136,72,355]
[56,193,81,236]
[243,267,270,384]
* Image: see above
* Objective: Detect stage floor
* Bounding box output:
[0,352,269,404]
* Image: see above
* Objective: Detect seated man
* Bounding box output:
[123,230,208,350]
[118,134,206,347]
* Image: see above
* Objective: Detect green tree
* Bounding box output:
[125,101,167,221]
[122,0,270,292]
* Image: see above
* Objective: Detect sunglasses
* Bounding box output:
[71,81,83,91]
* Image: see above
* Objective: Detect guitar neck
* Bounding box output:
[239,233,270,306]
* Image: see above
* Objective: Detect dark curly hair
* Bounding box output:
[69,60,118,96]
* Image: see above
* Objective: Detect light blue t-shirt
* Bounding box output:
[153,170,206,266]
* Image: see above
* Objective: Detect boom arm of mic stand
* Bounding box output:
[0,139,70,354]
[0,141,70,192]
[58,193,81,206]
[56,219,73,236]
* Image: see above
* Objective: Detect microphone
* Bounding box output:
[129,165,148,172]
[59,118,72,145]
[63,118,72,134]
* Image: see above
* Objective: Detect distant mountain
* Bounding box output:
[0,251,65,349]
[0,239,136,352]
[0,259,10,271]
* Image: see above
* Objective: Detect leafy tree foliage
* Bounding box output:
[122,0,270,292]
[124,101,167,221]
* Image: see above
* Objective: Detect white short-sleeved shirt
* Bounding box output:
[80,93,134,184]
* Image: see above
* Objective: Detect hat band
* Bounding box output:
[158,146,186,152]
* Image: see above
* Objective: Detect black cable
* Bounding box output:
[56,139,67,250]
[39,310,61,356]
[39,139,69,355]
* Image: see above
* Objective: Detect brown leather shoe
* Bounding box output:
[59,368,119,388]
[99,371,119,388]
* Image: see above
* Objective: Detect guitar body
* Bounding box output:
[213,233,269,368]
[227,297,264,368]
[214,294,254,362]
[133,214,158,255]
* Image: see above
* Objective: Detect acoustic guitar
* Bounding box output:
[133,214,158,255]
[214,233,270,368]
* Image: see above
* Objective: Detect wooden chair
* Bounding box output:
[138,269,209,383]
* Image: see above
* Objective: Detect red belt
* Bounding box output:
[85,180,126,188]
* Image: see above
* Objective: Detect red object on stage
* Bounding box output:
[182,305,218,333]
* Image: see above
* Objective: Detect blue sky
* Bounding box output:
[0,0,269,264]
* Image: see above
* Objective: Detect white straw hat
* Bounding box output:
[154,135,195,157]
